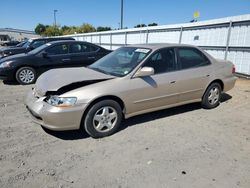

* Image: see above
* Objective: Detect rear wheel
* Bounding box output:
[202,82,222,109]
[84,100,122,138]
[16,67,36,85]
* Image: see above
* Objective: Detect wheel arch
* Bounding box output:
[202,79,224,100]
[80,95,126,128]
[14,65,37,80]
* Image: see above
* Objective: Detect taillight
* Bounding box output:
[232,65,236,74]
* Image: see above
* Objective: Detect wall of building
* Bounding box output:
[0,28,40,43]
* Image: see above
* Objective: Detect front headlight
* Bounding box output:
[0,60,13,68]
[45,96,77,107]
[0,52,9,58]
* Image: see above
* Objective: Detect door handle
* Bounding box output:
[62,58,71,62]
[170,81,176,84]
[88,57,96,59]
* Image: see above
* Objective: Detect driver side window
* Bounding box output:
[45,44,69,55]
[143,48,176,74]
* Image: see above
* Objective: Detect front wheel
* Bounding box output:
[15,67,36,85]
[202,82,222,109]
[84,100,123,138]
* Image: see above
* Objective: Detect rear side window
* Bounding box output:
[177,48,210,70]
[69,43,99,53]
[46,44,69,55]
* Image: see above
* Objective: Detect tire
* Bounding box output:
[201,82,222,109]
[15,67,36,85]
[84,100,123,138]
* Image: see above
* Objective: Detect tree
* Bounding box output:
[43,26,63,36]
[148,23,158,27]
[134,24,147,28]
[35,23,46,35]
[77,23,96,33]
[97,26,111,32]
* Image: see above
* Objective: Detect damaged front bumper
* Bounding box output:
[25,90,87,131]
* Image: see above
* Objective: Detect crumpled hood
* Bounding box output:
[35,67,115,96]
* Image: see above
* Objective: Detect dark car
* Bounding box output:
[0,37,75,59]
[1,41,20,47]
[0,40,111,84]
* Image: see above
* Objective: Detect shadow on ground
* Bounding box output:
[43,93,232,140]
[3,80,19,85]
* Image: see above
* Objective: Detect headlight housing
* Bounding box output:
[0,52,9,58]
[45,96,77,107]
[0,60,13,68]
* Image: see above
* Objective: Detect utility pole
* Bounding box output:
[120,0,123,29]
[54,10,58,27]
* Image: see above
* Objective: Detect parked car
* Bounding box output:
[1,40,20,47]
[25,44,237,138]
[0,37,75,59]
[15,40,28,47]
[0,40,111,84]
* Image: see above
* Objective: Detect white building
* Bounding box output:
[0,28,40,44]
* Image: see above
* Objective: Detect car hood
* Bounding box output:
[0,53,30,62]
[0,47,26,55]
[35,67,115,96]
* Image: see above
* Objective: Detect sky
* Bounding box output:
[0,0,250,31]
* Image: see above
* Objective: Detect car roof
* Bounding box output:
[32,37,74,41]
[46,40,92,45]
[126,43,200,50]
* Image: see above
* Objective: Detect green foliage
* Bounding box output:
[34,22,158,36]
[34,23,100,36]
[148,23,158,26]
[134,24,147,28]
[77,23,96,33]
[35,23,46,35]
[97,26,111,32]
[43,26,63,36]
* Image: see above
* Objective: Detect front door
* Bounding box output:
[125,48,180,115]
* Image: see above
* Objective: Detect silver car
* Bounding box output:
[26,44,237,138]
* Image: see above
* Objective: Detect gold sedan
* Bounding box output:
[26,44,237,138]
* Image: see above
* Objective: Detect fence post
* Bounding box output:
[179,26,183,44]
[146,29,149,44]
[110,33,112,50]
[99,34,101,45]
[225,21,233,60]
[90,35,93,43]
[125,32,127,46]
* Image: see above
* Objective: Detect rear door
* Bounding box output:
[68,43,100,67]
[175,47,212,102]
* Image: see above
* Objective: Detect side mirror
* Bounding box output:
[27,46,34,50]
[41,52,48,58]
[134,67,154,77]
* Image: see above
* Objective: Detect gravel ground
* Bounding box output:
[0,79,249,188]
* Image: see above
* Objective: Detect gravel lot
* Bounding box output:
[0,78,249,188]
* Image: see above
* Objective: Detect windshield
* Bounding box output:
[16,41,27,47]
[27,43,50,54]
[89,47,151,77]
[22,40,32,48]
